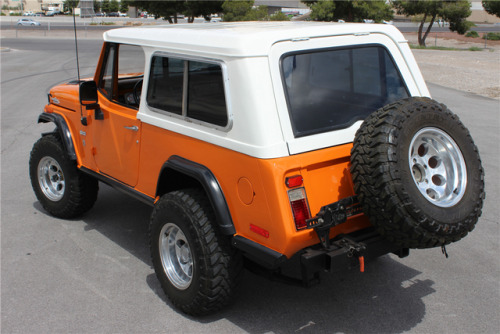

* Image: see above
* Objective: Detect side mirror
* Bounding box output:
[79,80,103,121]
[79,80,98,106]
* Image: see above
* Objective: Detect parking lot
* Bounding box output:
[1,36,499,333]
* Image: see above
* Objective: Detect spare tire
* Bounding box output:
[350,97,484,249]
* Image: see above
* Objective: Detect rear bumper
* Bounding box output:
[300,228,409,283]
[234,227,409,285]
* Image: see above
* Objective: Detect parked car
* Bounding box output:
[16,18,41,26]
[107,12,120,17]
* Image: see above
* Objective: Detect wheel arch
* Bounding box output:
[38,113,77,161]
[156,156,236,236]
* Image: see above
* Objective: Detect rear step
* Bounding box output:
[244,228,409,287]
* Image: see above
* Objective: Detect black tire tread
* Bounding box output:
[350,97,484,249]
[29,134,98,218]
[150,189,242,316]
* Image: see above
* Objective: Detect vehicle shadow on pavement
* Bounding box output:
[214,258,434,333]
[34,183,435,333]
[79,183,153,264]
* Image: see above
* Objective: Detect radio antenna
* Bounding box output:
[73,12,81,82]
[73,10,87,125]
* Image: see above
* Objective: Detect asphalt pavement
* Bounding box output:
[1,38,499,334]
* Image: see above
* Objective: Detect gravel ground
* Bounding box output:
[405,32,500,100]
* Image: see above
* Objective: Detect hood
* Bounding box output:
[48,80,83,112]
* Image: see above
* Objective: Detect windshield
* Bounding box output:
[282,45,409,137]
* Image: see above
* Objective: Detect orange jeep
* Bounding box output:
[29,22,484,315]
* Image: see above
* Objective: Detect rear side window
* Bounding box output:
[282,45,409,137]
[147,55,228,127]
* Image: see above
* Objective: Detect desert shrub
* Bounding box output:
[483,32,500,40]
[466,30,479,38]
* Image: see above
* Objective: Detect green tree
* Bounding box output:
[442,1,474,34]
[109,0,119,13]
[222,0,253,21]
[309,0,336,21]
[222,1,290,22]
[244,5,269,21]
[303,0,393,23]
[183,1,224,22]
[101,0,110,13]
[129,1,222,23]
[393,1,472,46]
[63,0,79,13]
[482,0,500,18]
[120,0,129,14]
[270,11,291,21]
[94,0,101,13]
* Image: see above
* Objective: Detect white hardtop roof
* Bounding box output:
[103,21,407,57]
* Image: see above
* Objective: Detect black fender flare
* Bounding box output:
[158,156,236,235]
[38,113,77,160]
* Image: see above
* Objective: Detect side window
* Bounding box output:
[187,61,227,126]
[146,55,228,127]
[147,57,184,115]
[98,43,145,106]
[99,44,116,98]
[282,45,409,137]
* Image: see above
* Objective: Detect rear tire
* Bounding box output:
[150,189,242,316]
[350,97,484,249]
[29,134,98,218]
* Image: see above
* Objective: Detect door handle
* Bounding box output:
[124,125,139,132]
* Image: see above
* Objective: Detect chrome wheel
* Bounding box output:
[159,223,193,290]
[37,156,65,201]
[409,127,467,207]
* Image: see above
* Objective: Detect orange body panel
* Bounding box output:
[46,93,371,258]
[91,92,141,186]
[44,42,371,259]
[135,123,371,258]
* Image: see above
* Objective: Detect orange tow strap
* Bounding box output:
[359,256,365,273]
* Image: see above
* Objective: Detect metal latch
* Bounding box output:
[306,196,361,249]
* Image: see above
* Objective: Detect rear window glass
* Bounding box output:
[282,45,409,137]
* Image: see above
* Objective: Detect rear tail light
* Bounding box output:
[288,187,311,230]
[286,175,303,188]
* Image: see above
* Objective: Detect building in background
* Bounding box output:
[77,0,94,17]
[1,0,64,14]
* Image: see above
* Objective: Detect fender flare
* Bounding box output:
[38,113,77,160]
[158,156,236,235]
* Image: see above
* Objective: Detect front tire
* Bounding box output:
[150,189,242,316]
[29,134,98,218]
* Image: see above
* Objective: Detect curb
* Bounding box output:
[0,47,11,52]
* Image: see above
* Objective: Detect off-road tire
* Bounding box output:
[150,189,242,316]
[29,134,98,218]
[350,97,484,249]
